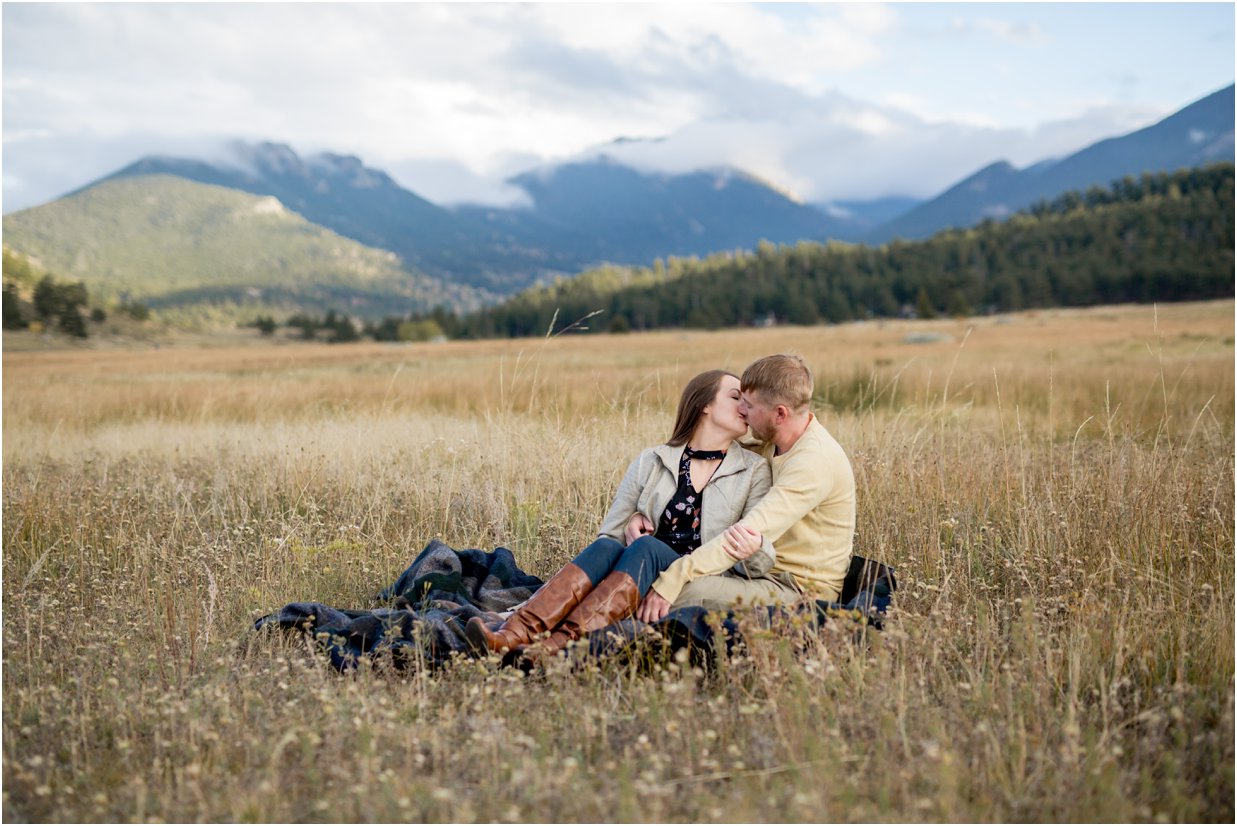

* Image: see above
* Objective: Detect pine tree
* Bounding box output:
[58,306,88,338]
[3,284,27,329]
[947,290,973,317]
[33,276,62,320]
[329,314,359,343]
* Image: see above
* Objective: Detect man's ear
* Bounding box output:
[775,404,789,423]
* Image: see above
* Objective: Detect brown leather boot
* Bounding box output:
[524,569,640,662]
[465,563,594,655]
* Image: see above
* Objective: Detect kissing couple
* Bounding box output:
[466,353,857,664]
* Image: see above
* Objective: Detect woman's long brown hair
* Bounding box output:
[666,369,737,447]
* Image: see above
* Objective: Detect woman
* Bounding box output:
[465,369,774,661]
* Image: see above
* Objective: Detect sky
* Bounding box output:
[2,2,1233,213]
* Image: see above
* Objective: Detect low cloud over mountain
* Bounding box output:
[6,82,1231,314]
[3,87,1169,214]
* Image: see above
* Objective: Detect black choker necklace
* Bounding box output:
[684,446,726,461]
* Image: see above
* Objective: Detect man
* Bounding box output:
[635,353,856,622]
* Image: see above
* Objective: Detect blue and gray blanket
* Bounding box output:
[254,538,895,672]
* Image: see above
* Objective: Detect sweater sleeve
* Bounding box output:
[596,451,649,545]
[650,445,830,603]
[729,458,776,578]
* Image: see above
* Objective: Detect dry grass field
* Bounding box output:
[3,300,1233,822]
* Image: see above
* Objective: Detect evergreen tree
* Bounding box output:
[821,289,852,324]
[60,281,88,311]
[58,306,88,338]
[947,290,973,317]
[872,286,899,317]
[328,314,359,343]
[370,316,403,342]
[33,276,63,320]
[3,284,27,329]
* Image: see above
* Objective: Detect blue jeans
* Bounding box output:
[569,535,682,596]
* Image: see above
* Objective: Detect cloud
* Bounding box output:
[2,4,898,164]
[1022,103,1165,161]
[502,34,640,102]
[1,3,1223,212]
[1,89,1170,214]
[580,91,1166,203]
[385,155,536,209]
[950,15,1048,45]
[2,131,240,212]
[528,3,893,87]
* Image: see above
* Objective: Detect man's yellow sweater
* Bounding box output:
[650,414,855,603]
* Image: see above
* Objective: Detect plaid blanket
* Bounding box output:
[254,539,895,672]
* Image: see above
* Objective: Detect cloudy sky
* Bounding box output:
[3,2,1233,212]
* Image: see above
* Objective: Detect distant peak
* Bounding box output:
[229,140,303,172]
[976,160,1016,175]
[508,156,805,203]
[698,165,805,203]
[310,152,365,170]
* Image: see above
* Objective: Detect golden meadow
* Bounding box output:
[3,300,1233,821]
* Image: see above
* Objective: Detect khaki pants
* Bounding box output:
[672,571,816,612]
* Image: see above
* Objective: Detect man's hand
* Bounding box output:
[722,524,763,561]
[637,588,672,623]
[624,513,655,545]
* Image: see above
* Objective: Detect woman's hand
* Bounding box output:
[624,513,654,545]
[637,588,672,623]
[722,524,763,560]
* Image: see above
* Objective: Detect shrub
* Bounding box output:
[396,319,445,342]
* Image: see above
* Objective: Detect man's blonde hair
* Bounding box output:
[741,354,813,412]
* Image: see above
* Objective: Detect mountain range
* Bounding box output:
[3,83,1232,323]
[95,145,576,295]
[460,159,843,264]
[873,84,1235,241]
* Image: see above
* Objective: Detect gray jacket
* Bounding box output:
[596,442,776,578]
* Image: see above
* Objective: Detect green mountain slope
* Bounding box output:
[1,174,487,324]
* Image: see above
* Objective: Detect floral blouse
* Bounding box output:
[653,447,727,555]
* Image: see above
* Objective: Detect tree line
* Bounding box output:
[394,163,1233,340]
[245,310,446,343]
[2,248,151,338]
